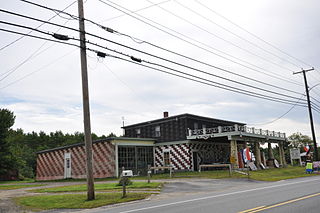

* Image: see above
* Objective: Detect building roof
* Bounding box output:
[122,113,245,129]
[36,137,156,154]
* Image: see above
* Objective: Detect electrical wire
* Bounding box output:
[0,10,311,105]
[311,97,320,105]
[0,28,79,49]
[174,0,303,70]
[247,94,306,126]
[0,25,310,109]
[1,48,77,90]
[146,0,297,73]
[0,10,306,102]
[193,0,314,69]
[0,20,77,82]
[99,0,172,23]
[85,40,306,103]
[96,25,304,96]
[20,0,79,20]
[90,50,308,107]
[96,0,303,87]
[0,0,76,51]
[0,8,79,33]
[20,0,303,87]
[12,3,304,92]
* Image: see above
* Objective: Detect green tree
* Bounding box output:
[288,132,313,151]
[0,109,16,175]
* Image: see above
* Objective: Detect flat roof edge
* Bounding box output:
[36,137,156,154]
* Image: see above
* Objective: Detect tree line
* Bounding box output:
[0,108,116,179]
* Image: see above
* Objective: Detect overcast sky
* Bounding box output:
[0,0,320,142]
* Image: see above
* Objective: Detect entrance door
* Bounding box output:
[64,153,71,178]
[193,152,198,171]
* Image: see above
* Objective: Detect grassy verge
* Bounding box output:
[0,179,35,185]
[247,166,318,181]
[30,182,162,193]
[139,166,318,181]
[15,192,151,211]
[0,184,45,190]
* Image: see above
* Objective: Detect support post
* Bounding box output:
[254,142,262,169]
[147,165,151,183]
[278,143,284,166]
[267,143,275,168]
[279,142,287,167]
[230,140,239,169]
[77,0,94,200]
[122,177,127,198]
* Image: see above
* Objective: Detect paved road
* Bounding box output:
[76,176,320,213]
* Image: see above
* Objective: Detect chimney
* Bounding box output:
[163,111,169,118]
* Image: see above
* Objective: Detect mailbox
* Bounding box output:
[122,170,133,177]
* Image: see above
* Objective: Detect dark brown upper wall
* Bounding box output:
[123,113,245,143]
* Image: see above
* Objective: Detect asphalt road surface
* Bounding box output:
[76,176,320,213]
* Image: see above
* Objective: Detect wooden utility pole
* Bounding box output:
[293,68,318,161]
[77,0,95,200]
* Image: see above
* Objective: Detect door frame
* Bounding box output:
[64,153,71,178]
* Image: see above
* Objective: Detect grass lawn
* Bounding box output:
[31,181,162,193]
[0,184,45,190]
[15,192,151,210]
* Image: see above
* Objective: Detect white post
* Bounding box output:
[234,124,239,131]
[218,126,222,133]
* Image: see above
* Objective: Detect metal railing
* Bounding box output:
[188,125,286,138]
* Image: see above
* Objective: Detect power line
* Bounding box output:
[174,0,303,70]
[20,0,304,87]
[193,0,314,69]
[96,26,304,96]
[0,23,309,108]
[99,0,172,23]
[99,62,166,113]
[96,0,303,87]
[0,14,307,105]
[0,41,47,80]
[0,28,79,49]
[88,46,307,106]
[0,7,310,104]
[1,9,306,101]
[146,0,297,73]
[1,48,77,90]
[85,40,306,103]
[311,97,320,105]
[0,7,74,80]
[90,49,308,107]
[0,0,76,51]
[247,94,305,126]
[0,20,75,81]
[0,8,79,33]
